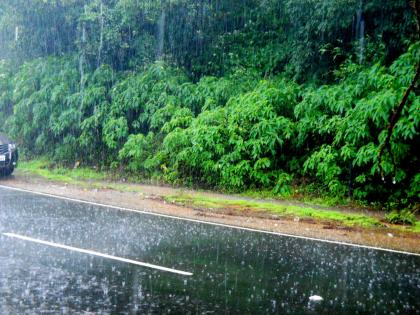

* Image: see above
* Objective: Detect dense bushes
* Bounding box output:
[1,42,418,209]
[299,43,420,204]
[158,79,299,190]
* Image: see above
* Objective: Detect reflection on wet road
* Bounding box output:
[0,186,419,314]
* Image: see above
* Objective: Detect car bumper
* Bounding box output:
[0,150,18,168]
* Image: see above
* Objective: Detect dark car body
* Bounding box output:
[0,133,18,176]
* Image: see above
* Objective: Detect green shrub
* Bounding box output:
[385,209,417,226]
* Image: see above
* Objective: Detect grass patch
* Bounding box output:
[18,159,107,183]
[241,188,361,209]
[166,194,381,228]
[16,159,145,194]
[166,194,420,233]
[407,221,420,233]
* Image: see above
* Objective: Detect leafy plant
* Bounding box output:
[385,209,417,226]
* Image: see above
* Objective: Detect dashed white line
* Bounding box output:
[3,232,193,276]
[0,184,419,257]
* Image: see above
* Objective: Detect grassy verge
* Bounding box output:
[165,193,420,233]
[240,187,366,209]
[16,159,144,193]
[16,159,420,233]
[18,159,107,182]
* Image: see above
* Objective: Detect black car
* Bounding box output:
[0,133,18,176]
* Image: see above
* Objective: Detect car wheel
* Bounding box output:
[2,167,14,177]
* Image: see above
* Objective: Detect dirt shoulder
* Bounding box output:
[1,173,419,254]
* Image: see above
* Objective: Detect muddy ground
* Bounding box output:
[1,174,419,254]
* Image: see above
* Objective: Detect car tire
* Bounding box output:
[1,167,14,177]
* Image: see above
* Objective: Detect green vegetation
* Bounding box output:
[17,159,147,193]
[19,160,103,183]
[166,193,420,232]
[0,1,419,220]
[166,194,382,227]
[385,209,417,226]
[19,159,107,182]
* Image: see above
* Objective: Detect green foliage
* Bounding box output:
[118,133,154,173]
[0,60,13,129]
[385,209,417,226]
[7,57,81,161]
[103,117,128,149]
[159,79,299,190]
[273,173,293,197]
[304,145,346,196]
[0,0,418,209]
[1,0,415,78]
[296,43,419,204]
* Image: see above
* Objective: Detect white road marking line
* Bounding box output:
[2,233,193,276]
[1,184,419,257]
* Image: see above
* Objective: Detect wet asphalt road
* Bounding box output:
[0,186,419,314]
